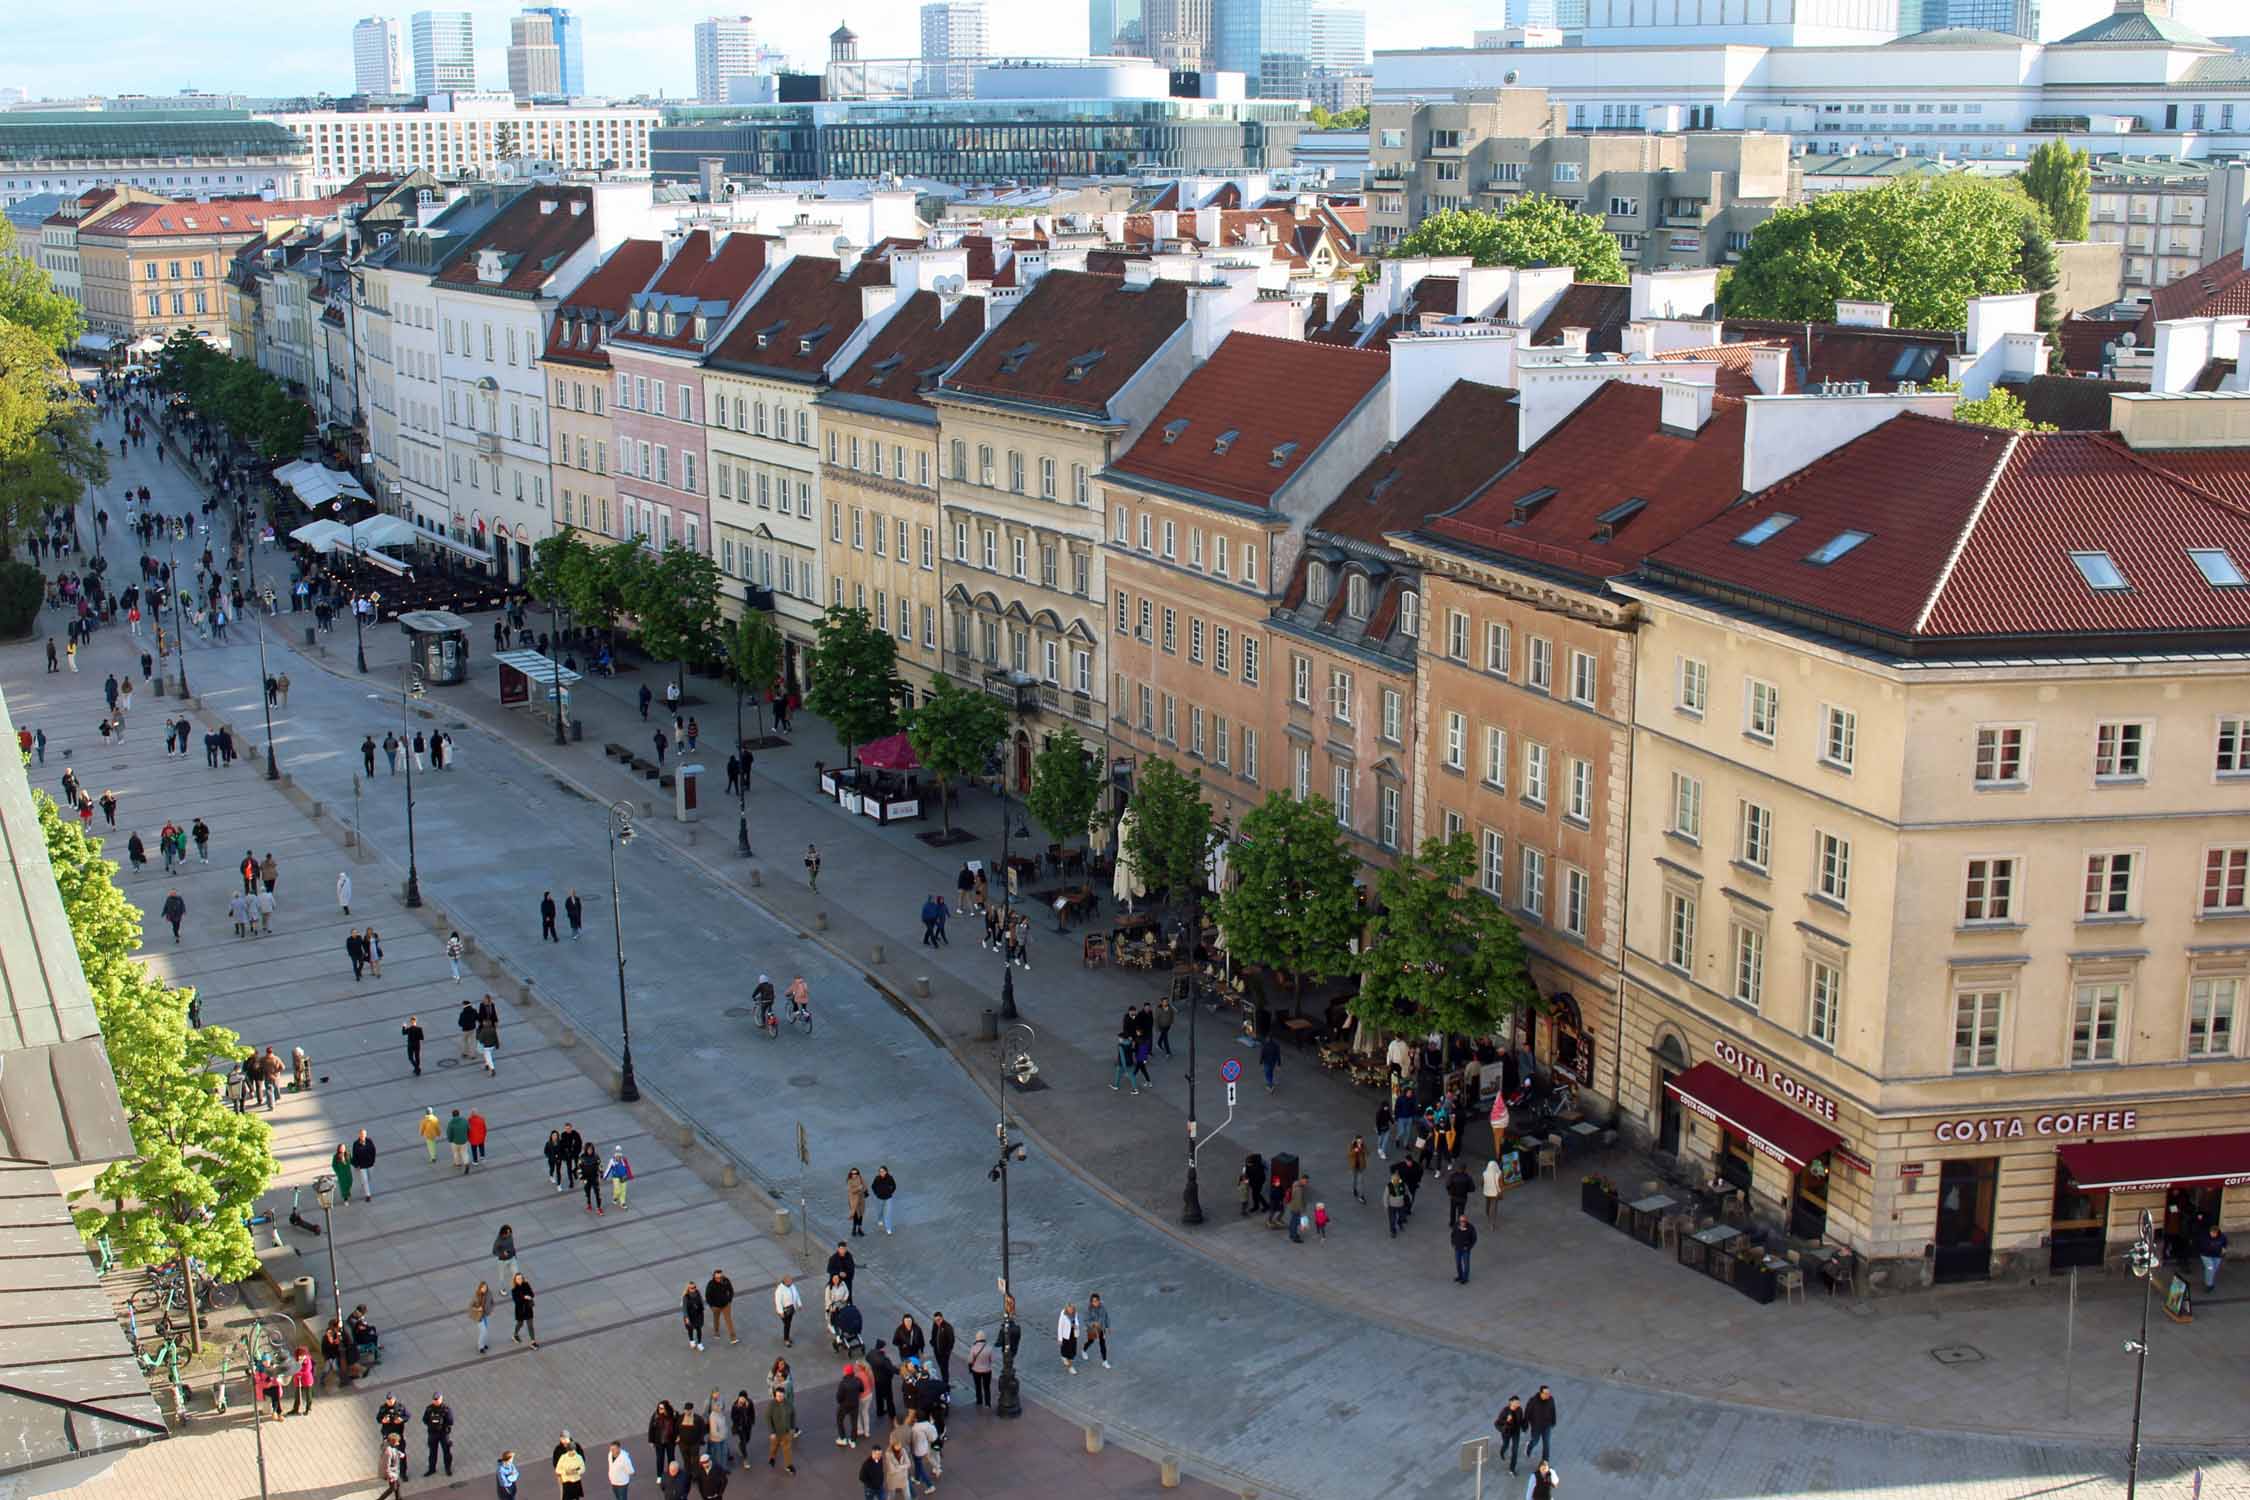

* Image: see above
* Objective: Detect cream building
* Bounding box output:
[541,237,666,544]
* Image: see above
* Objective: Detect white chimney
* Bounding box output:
[1187,273,1258,360]
[836,241,863,278]
[1740,388,1962,495]
[1151,208,1179,244]
[1014,247,1051,289]
[890,245,971,295]
[1517,360,1711,451]
[1558,327,1589,354]
[1964,291,2039,357]
[1101,210,1126,245]
[1622,322,1660,359]
[1630,267,1722,322]
[1123,260,1158,289]
[1748,344,1789,395]
[2151,316,2216,395]
[1195,205,1222,245]
[1660,378,1716,434]
[1387,328,1524,441]
[1649,318,1725,353]
[1834,299,1892,329]
[859,281,900,321]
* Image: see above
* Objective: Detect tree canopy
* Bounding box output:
[1308,105,1369,131]
[806,605,902,765]
[725,609,786,739]
[1123,758,1213,914]
[1934,379,2057,432]
[624,543,725,686]
[1025,725,1102,849]
[1719,179,2037,331]
[1213,791,1362,1015]
[1389,197,1628,283]
[0,219,85,352]
[2022,140,2091,242]
[904,675,1011,835]
[153,330,310,463]
[0,231,103,629]
[1352,832,1540,1041]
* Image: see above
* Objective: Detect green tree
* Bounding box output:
[624,543,724,698]
[1025,725,1102,852]
[1123,757,1214,920]
[1720,178,2036,331]
[525,530,595,615]
[0,219,86,351]
[1353,832,1540,1041]
[1930,378,2057,432]
[2021,139,2091,241]
[40,793,274,1353]
[726,608,786,741]
[1389,197,1628,283]
[568,540,642,633]
[805,605,902,767]
[1308,105,1368,131]
[1214,791,1362,1017]
[904,675,1011,836]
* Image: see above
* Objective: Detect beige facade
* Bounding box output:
[1368,88,1789,270]
[2088,156,2247,294]
[1616,586,2250,1280]
[817,404,949,702]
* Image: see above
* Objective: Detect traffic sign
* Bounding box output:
[1219,1057,1242,1083]
[1226,1081,1237,1107]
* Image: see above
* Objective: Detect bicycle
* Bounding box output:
[788,999,813,1036]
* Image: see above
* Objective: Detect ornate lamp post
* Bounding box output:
[311,1173,342,1330]
[990,1022,1033,1419]
[2123,1208,2162,1499]
[607,800,641,1102]
[398,663,424,907]
[167,525,190,698]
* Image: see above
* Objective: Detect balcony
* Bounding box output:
[476,432,502,459]
[981,669,1039,714]
[1369,164,1407,182]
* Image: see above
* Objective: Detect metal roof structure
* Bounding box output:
[0,118,305,165]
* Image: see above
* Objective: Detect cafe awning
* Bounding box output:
[2057,1133,2250,1193]
[854,733,921,771]
[1665,1062,1843,1170]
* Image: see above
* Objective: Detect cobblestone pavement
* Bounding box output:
[13,401,2248,1498]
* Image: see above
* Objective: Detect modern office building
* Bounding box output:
[1503,0,1587,26]
[265,98,658,191]
[508,14,564,100]
[919,1,990,100]
[0,113,313,208]
[1574,0,1902,45]
[1900,0,2040,35]
[410,11,477,97]
[694,16,762,106]
[353,17,404,96]
[525,6,586,95]
[1146,0,1214,70]
[1308,4,1367,70]
[1091,0,1148,55]
[1215,0,1313,99]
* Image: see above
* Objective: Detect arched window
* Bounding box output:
[1346,572,1369,621]
[1307,562,1330,607]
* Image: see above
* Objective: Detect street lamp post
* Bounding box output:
[997,740,1024,1021]
[991,1022,1032,1419]
[167,530,190,699]
[353,588,372,675]
[2124,1208,2161,1499]
[550,600,569,747]
[1181,891,1204,1226]
[607,800,641,1102]
[311,1173,341,1331]
[399,664,424,908]
[246,531,278,780]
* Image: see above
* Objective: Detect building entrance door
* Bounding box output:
[2050,1167,2107,1272]
[1934,1157,1998,1283]
[1656,1070,1682,1155]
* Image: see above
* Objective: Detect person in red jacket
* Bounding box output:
[467,1110,489,1165]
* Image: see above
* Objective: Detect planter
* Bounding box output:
[1737,1262,1777,1304]
[1711,1250,1740,1286]
[1581,1181,1617,1220]
[1678,1236,1708,1274]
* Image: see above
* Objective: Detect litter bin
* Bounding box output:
[303,626,315,647]
[570,719,584,743]
[291,1275,316,1318]
[675,763,704,823]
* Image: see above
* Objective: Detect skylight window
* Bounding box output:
[2070,550,2129,591]
[1735,513,1798,547]
[1805,529,1871,565]
[1161,418,1190,445]
[1213,429,1240,455]
[1064,349,1107,382]
[998,341,1037,374]
[1269,441,1300,468]
[2189,547,2247,587]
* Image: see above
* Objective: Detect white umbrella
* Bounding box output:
[1112,806,1147,909]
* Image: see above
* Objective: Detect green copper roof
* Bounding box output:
[2051,9,2221,47]
[0,118,304,164]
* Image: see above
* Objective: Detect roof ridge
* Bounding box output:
[1912,429,2021,635]
[2089,430,2250,522]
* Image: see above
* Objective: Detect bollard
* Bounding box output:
[720,1162,739,1189]
[517,981,534,1007]
[814,911,829,931]
[307,800,321,817]
[678,1121,695,1148]
[980,1008,998,1041]
[1160,1457,1182,1489]
[869,943,884,964]
[750,868,763,887]
[559,1028,578,1048]
[1084,1424,1104,1455]
[773,1205,792,1238]
[912,976,931,998]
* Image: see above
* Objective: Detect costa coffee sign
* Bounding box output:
[1711,1039,1841,1123]
[1935,1110,2139,1145]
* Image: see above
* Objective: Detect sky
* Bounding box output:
[2,0,2241,101]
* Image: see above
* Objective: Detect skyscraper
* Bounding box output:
[525,6,585,94]
[1307,3,1366,68]
[1502,0,1588,25]
[353,16,403,95]
[1091,0,1148,55]
[693,16,760,105]
[1213,0,1312,98]
[1898,0,2039,35]
[1145,0,1212,70]
[410,10,476,96]
[919,0,988,99]
[508,13,563,99]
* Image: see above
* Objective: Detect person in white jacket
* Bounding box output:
[1526,1459,1560,1500]
[337,870,352,915]
[606,1441,634,1493]
[1056,1304,1081,1374]
[773,1274,802,1347]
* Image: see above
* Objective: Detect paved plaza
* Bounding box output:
[14,405,2250,1497]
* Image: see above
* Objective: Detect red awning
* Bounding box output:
[853,733,921,771]
[2057,1133,2250,1193]
[1665,1061,1843,1170]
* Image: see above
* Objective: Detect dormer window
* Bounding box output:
[1160,418,1190,445]
[1213,428,1240,455]
[628,307,643,332]
[868,354,905,387]
[1269,441,1299,469]
[664,313,679,337]
[798,322,832,355]
[1307,562,1331,607]
[1399,590,1420,638]
[998,341,1037,374]
[1346,572,1369,620]
[1064,349,1106,382]
[1510,487,1555,525]
[693,315,708,341]
[1590,499,1646,544]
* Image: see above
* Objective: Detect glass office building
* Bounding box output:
[1213,0,1311,100]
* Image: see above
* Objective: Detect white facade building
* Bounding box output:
[354,17,404,96]
[694,16,761,106]
[1308,4,1367,70]
[264,100,658,191]
[919,2,991,99]
[411,10,477,97]
[1375,0,2250,164]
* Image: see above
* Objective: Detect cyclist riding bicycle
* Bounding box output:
[785,975,810,1027]
[752,974,777,1030]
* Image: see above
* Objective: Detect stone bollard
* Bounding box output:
[980,1008,998,1042]
[1083,1424,1103,1455]
[912,976,931,998]
[721,1162,739,1189]
[307,800,321,817]
[516,981,535,1007]
[750,868,763,887]
[869,943,884,964]
[1160,1457,1182,1489]
[559,1028,579,1048]
[677,1121,695,1148]
[814,912,829,931]
[773,1205,792,1238]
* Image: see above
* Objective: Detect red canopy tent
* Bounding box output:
[855,733,922,771]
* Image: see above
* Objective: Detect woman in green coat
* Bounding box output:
[331,1142,355,1203]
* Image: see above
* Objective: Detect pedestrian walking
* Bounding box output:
[191,817,210,863]
[773,1274,801,1347]
[1527,1460,1561,1499]
[1524,1385,1557,1464]
[411,731,426,772]
[447,1109,471,1170]
[706,1269,737,1344]
[1484,1157,1505,1224]
[418,1107,442,1163]
[728,1392,757,1466]
[846,1167,868,1236]
[365,927,383,977]
[606,1146,633,1207]
[966,1330,993,1407]
[362,736,376,777]
[331,1143,355,1204]
[1385,1169,1408,1238]
[2197,1221,2229,1292]
[639,684,652,720]
[469,1280,493,1353]
[261,851,278,895]
[1112,1027,1138,1095]
[1452,1214,1479,1283]
[648,1401,680,1473]
[477,1010,499,1075]
[654,729,668,766]
[510,1273,539,1347]
[337,869,352,915]
[383,732,399,773]
[603,1442,630,1500]
[161,888,186,942]
[1349,1135,1369,1204]
[351,1130,378,1200]
[540,891,558,942]
[458,1000,481,1062]
[1056,1303,1080,1374]
[1260,1032,1281,1092]
[446,932,464,982]
[804,843,820,891]
[422,1392,455,1477]
[880,1439,910,1500]
[871,1166,897,1234]
[378,1433,406,1500]
[833,1364,864,1447]
[346,929,367,981]
[497,1451,521,1500]
[468,1110,488,1164]
[1080,1295,1109,1369]
[256,887,274,935]
[565,890,583,938]
[581,1142,604,1214]
[681,1281,706,1351]
[765,1378,796,1476]
[1494,1396,1526,1473]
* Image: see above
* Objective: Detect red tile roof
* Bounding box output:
[432,187,595,294]
[617,229,772,353]
[1306,292,1363,345]
[1654,340,1791,398]
[940,269,1189,417]
[955,234,999,282]
[2056,315,2142,377]
[1718,318,1956,391]
[2139,249,2250,343]
[86,195,352,240]
[544,238,666,368]
[1323,380,1521,547]
[1648,419,2250,644]
[824,290,987,413]
[1415,276,1458,316]
[708,254,890,381]
[1108,333,1389,508]
[1532,282,1632,352]
[1426,382,1749,582]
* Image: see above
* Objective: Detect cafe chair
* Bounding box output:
[1776,1264,1807,1306]
[1536,1143,1559,1181]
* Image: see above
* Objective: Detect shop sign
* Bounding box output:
[1833,1146,1874,1174]
[1710,1039,1840,1122]
[1898,1162,1925,1179]
[1933,1110,2139,1145]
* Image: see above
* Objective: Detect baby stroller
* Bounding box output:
[829,1301,864,1356]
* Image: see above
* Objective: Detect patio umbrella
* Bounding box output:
[1087,810,1110,856]
[855,733,921,771]
[1112,806,1147,908]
